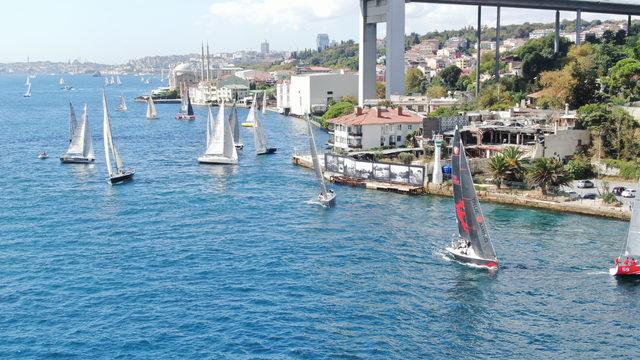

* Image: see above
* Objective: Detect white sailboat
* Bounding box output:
[102,92,135,184]
[241,94,257,127]
[59,77,65,86]
[146,96,158,119]
[610,180,640,276]
[228,103,243,149]
[109,76,115,85]
[25,76,31,86]
[60,103,95,163]
[307,115,336,207]
[197,100,238,165]
[117,95,128,112]
[262,90,267,115]
[253,103,276,155]
[23,83,32,97]
[116,75,122,85]
[104,77,109,86]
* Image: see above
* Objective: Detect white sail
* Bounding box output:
[110,76,115,85]
[262,90,267,115]
[80,104,95,159]
[104,77,109,86]
[59,77,65,85]
[24,83,32,97]
[253,108,269,154]
[307,115,328,196]
[146,96,157,119]
[625,181,640,256]
[116,75,121,85]
[245,94,257,125]
[206,103,226,156]
[68,102,78,142]
[25,76,30,85]
[228,104,241,145]
[119,96,128,111]
[102,93,124,176]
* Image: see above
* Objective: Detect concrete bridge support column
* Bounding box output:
[629,15,633,35]
[576,10,582,46]
[359,0,377,106]
[495,6,501,80]
[476,5,482,97]
[385,0,405,98]
[555,11,561,54]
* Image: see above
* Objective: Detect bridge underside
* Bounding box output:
[407,0,640,16]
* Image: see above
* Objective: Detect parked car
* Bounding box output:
[576,180,595,188]
[567,191,581,200]
[613,186,626,196]
[581,193,597,200]
[622,189,637,198]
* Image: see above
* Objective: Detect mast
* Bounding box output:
[307,115,328,196]
[624,181,640,257]
[458,135,497,261]
[102,93,113,176]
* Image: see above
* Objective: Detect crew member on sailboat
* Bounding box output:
[445,127,499,270]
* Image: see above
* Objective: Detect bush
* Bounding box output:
[565,157,595,180]
[398,152,416,165]
[603,159,640,179]
[320,101,354,128]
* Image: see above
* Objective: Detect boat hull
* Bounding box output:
[176,114,196,120]
[234,143,244,150]
[257,148,277,155]
[109,171,135,184]
[610,264,640,276]
[319,191,336,207]
[446,247,499,269]
[60,156,95,164]
[197,155,238,165]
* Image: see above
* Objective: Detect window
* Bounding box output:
[408,125,413,130]
[380,137,385,146]
[397,135,402,142]
[327,91,333,95]
[397,125,402,131]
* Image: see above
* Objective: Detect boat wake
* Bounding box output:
[586,270,612,276]
[305,199,330,208]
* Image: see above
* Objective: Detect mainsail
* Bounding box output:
[456,130,497,261]
[146,96,157,119]
[102,93,124,176]
[104,77,109,86]
[245,94,257,125]
[228,103,240,145]
[119,96,128,111]
[204,101,237,160]
[63,104,94,160]
[451,129,468,240]
[68,102,78,142]
[307,115,328,196]
[116,75,122,85]
[25,76,31,86]
[24,83,32,97]
[59,77,65,85]
[253,104,268,154]
[624,181,640,256]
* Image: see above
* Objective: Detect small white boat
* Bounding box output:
[241,94,257,127]
[38,151,49,159]
[23,83,32,97]
[102,92,135,184]
[198,101,238,165]
[59,77,65,86]
[146,96,157,119]
[306,114,335,207]
[117,95,128,112]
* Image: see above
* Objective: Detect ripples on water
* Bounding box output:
[0,75,639,358]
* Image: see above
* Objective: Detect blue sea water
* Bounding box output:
[0,74,639,359]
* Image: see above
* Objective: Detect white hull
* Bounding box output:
[318,191,336,207]
[60,155,95,164]
[197,155,238,165]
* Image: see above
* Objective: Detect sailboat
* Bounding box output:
[445,127,499,270]
[146,96,158,119]
[117,95,128,112]
[23,83,32,97]
[610,181,640,276]
[306,114,336,207]
[102,92,135,184]
[109,76,115,85]
[60,103,95,163]
[59,77,65,86]
[228,103,243,149]
[104,77,109,86]
[116,75,122,85]
[25,76,31,86]
[197,101,238,165]
[261,90,267,115]
[253,102,277,155]
[176,84,196,120]
[241,94,257,127]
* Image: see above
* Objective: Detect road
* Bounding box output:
[563,179,636,208]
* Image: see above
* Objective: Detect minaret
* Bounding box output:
[206,42,211,81]
[432,134,444,185]
[200,42,205,82]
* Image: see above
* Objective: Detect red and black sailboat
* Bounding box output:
[446,127,499,270]
[610,181,640,276]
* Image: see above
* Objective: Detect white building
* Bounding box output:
[281,72,359,116]
[276,81,290,114]
[328,106,423,151]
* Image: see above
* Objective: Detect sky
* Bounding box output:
[0,0,631,64]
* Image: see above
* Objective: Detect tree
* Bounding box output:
[501,146,525,181]
[526,158,572,195]
[488,154,509,189]
[440,65,462,90]
[427,83,447,99]
[604,58,640,100]
[578,104,638,160]
[398,152,417,164]
[320,101,354,128]
[405,68,427,95]
[376,82,386,99]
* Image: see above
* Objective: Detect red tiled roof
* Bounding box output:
[329,107,423,126]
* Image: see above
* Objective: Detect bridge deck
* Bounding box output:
[407,0,640,16]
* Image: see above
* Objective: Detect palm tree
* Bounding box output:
[488,154,509,189]
[526,158,572,195]
[502,146,525,181]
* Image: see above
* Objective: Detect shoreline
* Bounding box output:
[292,155,631,221]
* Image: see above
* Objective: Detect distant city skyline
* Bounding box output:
[0,0,631,64]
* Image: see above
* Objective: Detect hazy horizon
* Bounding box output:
[0,0,630,65]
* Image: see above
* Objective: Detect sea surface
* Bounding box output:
[0,74,638,359]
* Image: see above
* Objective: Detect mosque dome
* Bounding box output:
[172,62,195,74]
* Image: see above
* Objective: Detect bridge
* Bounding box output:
[359,0,640,105]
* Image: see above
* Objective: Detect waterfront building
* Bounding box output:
[284,71,358,116]
[317,34,330,51]
[276,81,290,114]
[169,63,199,90]
[328,106,423,151]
